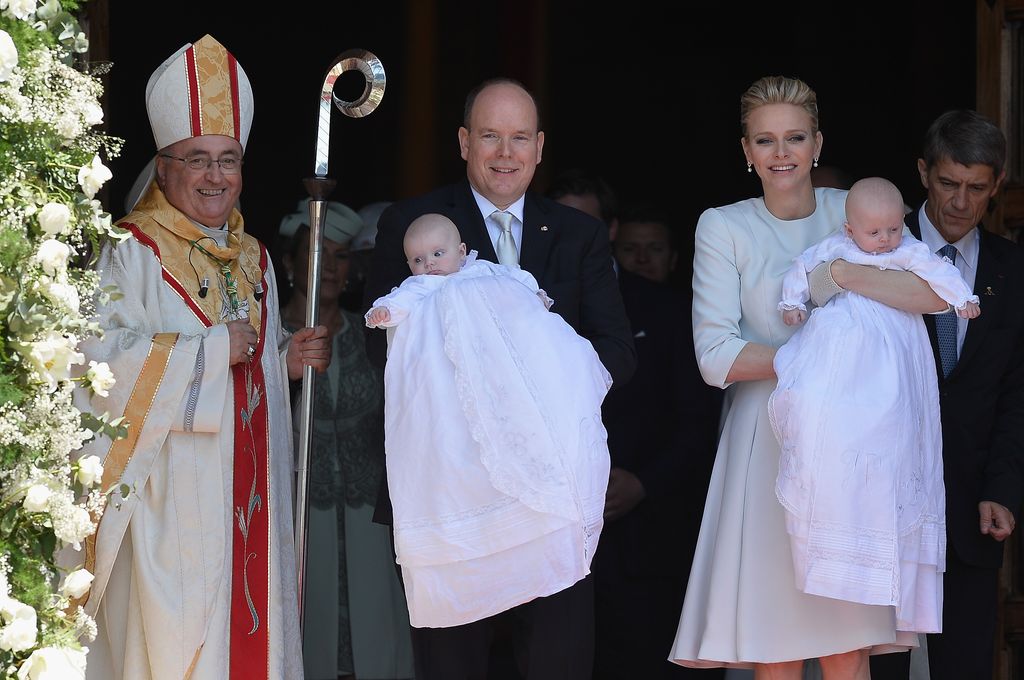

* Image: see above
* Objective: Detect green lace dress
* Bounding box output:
[288,310,413,679]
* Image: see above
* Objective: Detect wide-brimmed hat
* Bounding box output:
[278,199,364,247]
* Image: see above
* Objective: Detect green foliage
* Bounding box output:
[0,371,26,406]
[0,1,125,674]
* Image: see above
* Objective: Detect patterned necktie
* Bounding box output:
[492,210,519,267]
[935,244,960,377]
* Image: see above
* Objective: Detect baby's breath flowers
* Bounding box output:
[0,1,125,677]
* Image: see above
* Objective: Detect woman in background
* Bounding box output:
[278,199,414,680]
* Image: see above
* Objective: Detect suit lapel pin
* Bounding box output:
[540,225,549,231]
[984,286,995,296]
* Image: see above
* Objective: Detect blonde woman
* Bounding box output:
[670,76,945,679]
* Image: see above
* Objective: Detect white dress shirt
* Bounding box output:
[470,187,525,256]
[917,203,979,352]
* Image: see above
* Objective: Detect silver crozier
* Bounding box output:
[295,49,385,633]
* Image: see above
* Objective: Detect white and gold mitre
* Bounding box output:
[145,34,254,151]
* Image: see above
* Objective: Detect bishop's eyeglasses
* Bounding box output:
[159,154,243,174]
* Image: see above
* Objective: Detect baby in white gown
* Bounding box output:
[366,214,612,628]
[769,177,979,635]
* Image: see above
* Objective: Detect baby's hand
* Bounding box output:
[367,306,391,326]
[782,308,807,326]
[957,301,981,319]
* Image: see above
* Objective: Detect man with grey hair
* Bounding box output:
[817,110,1024,680]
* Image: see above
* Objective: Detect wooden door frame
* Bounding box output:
[977,6,1024,679]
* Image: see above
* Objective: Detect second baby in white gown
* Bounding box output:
[769,177,980,635]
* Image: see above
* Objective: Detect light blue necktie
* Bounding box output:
[935,244,960,377]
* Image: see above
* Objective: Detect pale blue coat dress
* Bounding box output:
[670,188,917,668]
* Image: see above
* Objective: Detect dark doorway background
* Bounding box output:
[99,1,975,261]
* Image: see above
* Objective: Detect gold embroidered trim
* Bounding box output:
[184,643,203,679]
[73,332,178,610]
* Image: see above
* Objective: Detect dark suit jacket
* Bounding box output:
[907,209,1024,568]
[364,179,637,524]
[598,270,721,577]
[594,270,723,680]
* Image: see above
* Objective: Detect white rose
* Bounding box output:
[0,618,36,653]
[4,0,36,20]
[85,360,115,398]
[0,599,36,653]
[34,239,71,277]
[0,30,17,83]
[77,155,111,199]
[82,101,103,126]
[16,646,87,680]
[26,331,84,392]
[22,484,51,512]
[44,280,80,313]
[60,569,94,599]
[53,504,94,550]
[37,202,72,238]
[76,454,103,487]
[0,598,34,624]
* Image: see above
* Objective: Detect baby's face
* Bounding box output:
[405,226,466,276]
[845,203,904,254]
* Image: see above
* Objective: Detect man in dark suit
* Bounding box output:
[546,170,723,679]
[591,269,721,680]
[363,79,636,680]
[845,110,1024,680]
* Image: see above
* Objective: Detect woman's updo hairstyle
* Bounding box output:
[740,75,818,138]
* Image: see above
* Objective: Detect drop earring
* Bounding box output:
[746,162,753,173]
[813,157,819,168]
[286,270,294,289]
